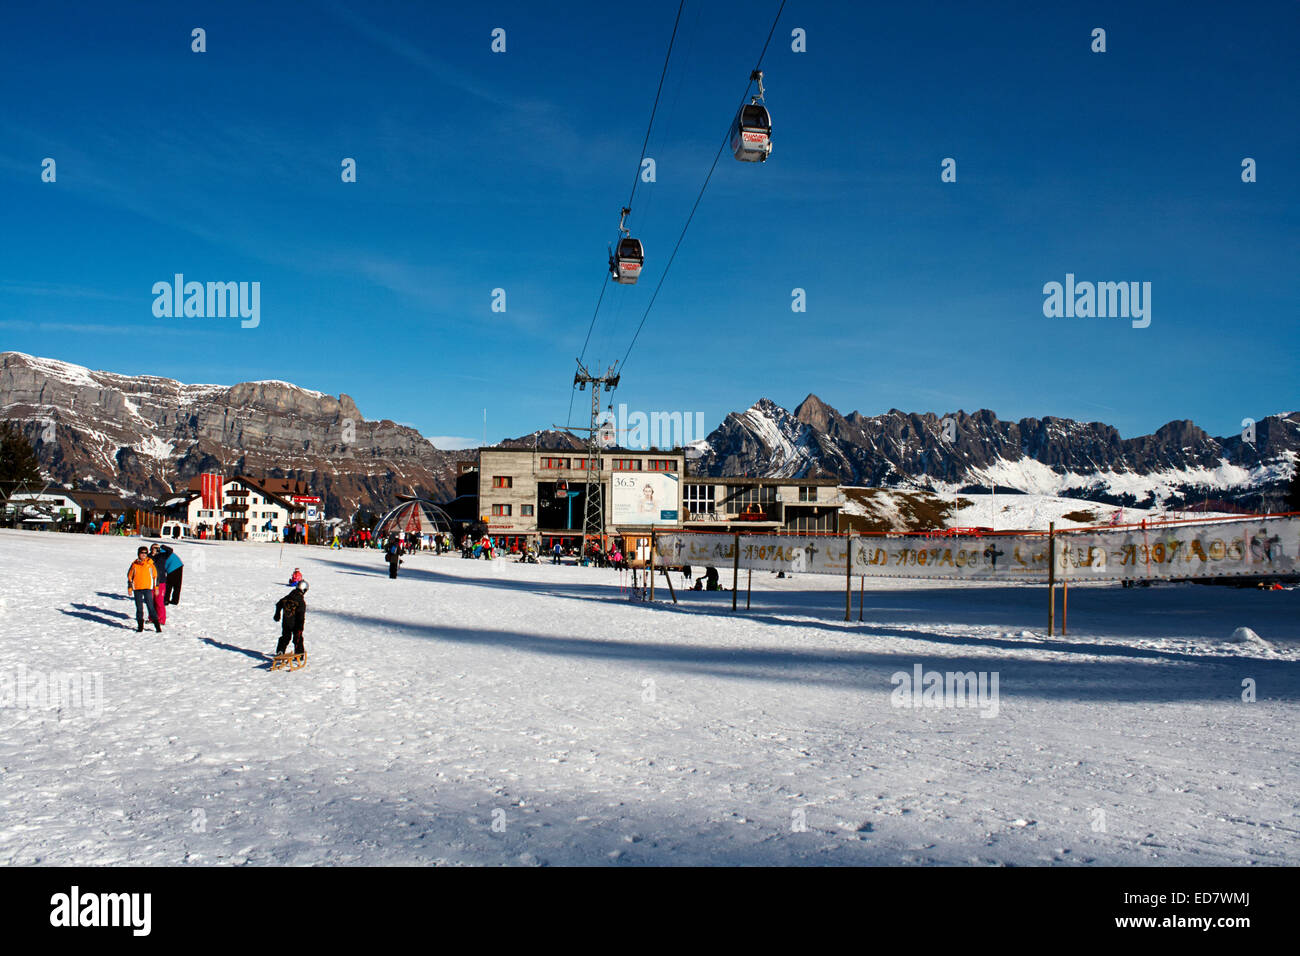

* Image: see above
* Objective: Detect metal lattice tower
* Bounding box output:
[567,360,619,563]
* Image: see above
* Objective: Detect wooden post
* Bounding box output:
[662,565,677,604]
[1062,581,1068,636]
[859,575,864,622]
[1047,521,1056,636]
[731,532,740,611]
[844,530,854,621]
[746,568,752,610]
[649,532,655,602]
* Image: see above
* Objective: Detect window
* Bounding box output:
[540,457,570,469]
[798,486,817,502]
[727,485,776,511]
[684,484,715,517]
[612,459,642,471]
[493,476,513,488]
[786,509,835,533]
[521,504,534,516]
[491,504,512,516]
[648,459,675,471]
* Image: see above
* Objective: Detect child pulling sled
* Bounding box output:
[271,580,309,670]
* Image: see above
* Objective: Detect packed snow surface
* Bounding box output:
[0,530,1296,866]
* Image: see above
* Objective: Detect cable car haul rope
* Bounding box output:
[572,0,788,422]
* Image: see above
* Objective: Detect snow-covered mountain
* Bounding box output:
[0,351,458,516]
[692,395,1299,510]
[4,352,1295,515]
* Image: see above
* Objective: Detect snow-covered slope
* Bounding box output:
[1,530,1295,866]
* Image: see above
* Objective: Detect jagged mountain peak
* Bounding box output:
[692,395,1298,509]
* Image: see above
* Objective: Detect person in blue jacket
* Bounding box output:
[157,543,184,605]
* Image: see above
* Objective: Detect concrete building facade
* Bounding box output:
[478,447,686,553]
[477,448,844,554]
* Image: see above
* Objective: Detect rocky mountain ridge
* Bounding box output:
[4,352,1295,516]
[0,352,458,518]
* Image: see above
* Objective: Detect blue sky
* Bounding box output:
[1,0,1296,448]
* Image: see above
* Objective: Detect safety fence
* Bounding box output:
[654,513,1299,584]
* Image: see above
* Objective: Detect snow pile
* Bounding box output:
[1226,627,1275,656]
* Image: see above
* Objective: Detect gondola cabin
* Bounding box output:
[731,103,772,162]
[610,237,644,284]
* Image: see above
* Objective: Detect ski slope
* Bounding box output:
[0,529,1296,866]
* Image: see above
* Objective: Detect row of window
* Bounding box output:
[535,458,678,472]
[490,482,821,503]
[491,504,536,517]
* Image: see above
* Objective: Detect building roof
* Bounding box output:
[68,490,133,510]
[482,446,685,456]
[690,476,841,486]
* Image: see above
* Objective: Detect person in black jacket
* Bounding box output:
[158,544,184,604]
[274,580,308,655]
[385,539,402,578]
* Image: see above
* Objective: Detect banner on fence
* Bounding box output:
[655,516,1299,583]
[1052,516,1298,582]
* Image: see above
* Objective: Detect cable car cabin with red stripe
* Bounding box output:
[731,71,772,162]
[610,237,644,284]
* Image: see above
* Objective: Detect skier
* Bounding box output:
[158,543,184,605]
[385,538,402,578]
[288,567,303,586]
[126,546,161,632]
[552,542,562,565]
[273,580,308,657]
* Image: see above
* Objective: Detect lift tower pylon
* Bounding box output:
[560,360,620,564]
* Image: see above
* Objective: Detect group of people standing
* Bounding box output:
[124,542,184,632]
[193,522,232,540]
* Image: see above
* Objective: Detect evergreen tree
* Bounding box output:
[0,422,43,496]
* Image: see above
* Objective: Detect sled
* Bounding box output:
[269,653,306,672]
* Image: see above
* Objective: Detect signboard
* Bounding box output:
[306,506,318,520]
[610,472,679,526]
[656,516,1300,584]
[292,495,321,504]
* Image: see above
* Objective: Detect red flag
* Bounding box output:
[201,473,224,510]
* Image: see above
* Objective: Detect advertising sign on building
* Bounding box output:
[611,472,679,526]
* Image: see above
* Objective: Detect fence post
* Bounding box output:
[1047,521,1056,636]
[731,532,740,611]
[844,529,854,621]
[1062,580,1068,636]
[746,568,752,610]
[649,532,655,602]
